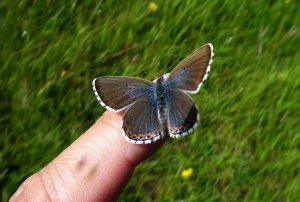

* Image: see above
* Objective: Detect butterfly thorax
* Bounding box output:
[155,76,169,136]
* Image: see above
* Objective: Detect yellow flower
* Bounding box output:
[148,2,158,12]
[181,168,193,179]
[284,0,291,6]
[277,72,288,81]
[60,70,67,78]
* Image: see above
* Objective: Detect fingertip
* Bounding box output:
[120,138,165,167]
[92,109,164,166]
[153,73,170,83]
[163,73,170,79]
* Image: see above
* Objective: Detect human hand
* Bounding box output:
[10,110,164,201]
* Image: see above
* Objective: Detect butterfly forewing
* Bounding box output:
[166,90,199,138]
[93,76,154,112]
[167,43,213,93]
[122,97,163,144]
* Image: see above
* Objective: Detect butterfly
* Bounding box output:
[93,43,214,144]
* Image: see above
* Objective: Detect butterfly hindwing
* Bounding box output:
[166,90,199,138]
[122,97,163,144]
[167,43,213,93]
[93,76,154,112]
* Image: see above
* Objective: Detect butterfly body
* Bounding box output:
[93,43,214,144]
[155,76,169,137]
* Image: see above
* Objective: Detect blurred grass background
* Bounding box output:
[1,0,300,201]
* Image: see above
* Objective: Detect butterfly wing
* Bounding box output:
[167,43,214,93]
[166,90,199,138]
[122,97,163,144]
[93,76,154,112]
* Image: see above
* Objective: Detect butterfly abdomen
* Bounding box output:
[157,96,168,123]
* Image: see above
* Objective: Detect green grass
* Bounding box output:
[1,0,300,201]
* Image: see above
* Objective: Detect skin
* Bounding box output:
[10,111,164,201]
[10,75,170,202]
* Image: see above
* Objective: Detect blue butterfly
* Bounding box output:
[93,43,214,144]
